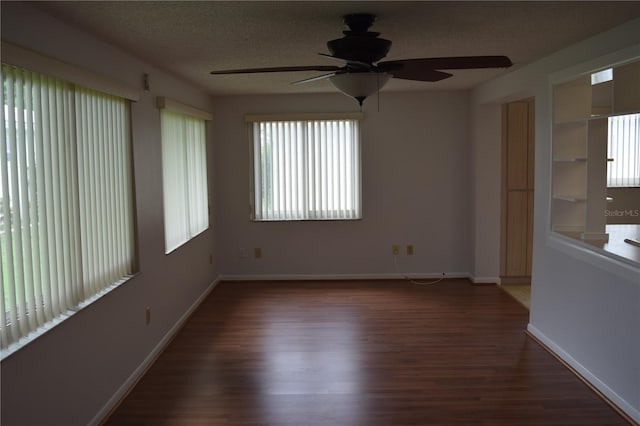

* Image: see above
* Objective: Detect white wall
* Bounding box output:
[1,3,218,425]
[213,91,472,280]
[471,18,640,422]
[469,102,503,281]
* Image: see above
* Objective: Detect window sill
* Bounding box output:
[0,273,138,362]
[547,228,640,282]
[251,217,363,223]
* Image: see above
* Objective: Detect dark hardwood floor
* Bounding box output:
[105,279,629,425]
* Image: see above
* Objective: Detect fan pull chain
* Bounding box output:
[377,72,381,112]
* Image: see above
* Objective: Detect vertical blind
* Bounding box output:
[160,110,209,253]
[608,113,640,187]
[252,119,361,221]
[0,64,135,350]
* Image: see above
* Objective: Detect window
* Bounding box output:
[607,113,639,187]
[249,115,362,221]
[159,100,210,253]
[1,64,135,351]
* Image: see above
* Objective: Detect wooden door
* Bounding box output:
[502,99,535,280]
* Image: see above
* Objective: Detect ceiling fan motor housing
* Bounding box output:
[327,35,392,64]
[327,13,392,64]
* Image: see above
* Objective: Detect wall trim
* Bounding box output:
[90,278,220,426]
[217,272,470,282]
[244,112,364,122]
[1,41,140,101]
[157,96,213,121]
[470,276,501,285]
[527,324,640,425]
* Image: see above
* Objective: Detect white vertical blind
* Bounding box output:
[607,113,640,187]
[0,64,135,351]
[160,110,209,253]
[252,119,361,221]
[76,87,135,293]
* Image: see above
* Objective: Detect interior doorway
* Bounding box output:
[501,98,535,306]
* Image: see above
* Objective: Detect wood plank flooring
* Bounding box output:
[105,279,629,425]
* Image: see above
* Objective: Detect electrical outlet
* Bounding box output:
[145,307,151,326]
[407,245,414,255]
[392,244,399,255]
[255,247,262,258]
[239,248,247,259]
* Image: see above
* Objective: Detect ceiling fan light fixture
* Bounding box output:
[329,72,391,105]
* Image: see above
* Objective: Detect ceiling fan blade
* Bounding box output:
[210,65,340,75]
[379,64,453,82]
[291,72,337,85]
[378,56,512,81]
[380,55,512,71]
[318,53,371,70]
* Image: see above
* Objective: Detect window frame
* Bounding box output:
[548,49,640,273]
[607,113,640,188]
[157,97,212,253]
[247,113,364,222]
[1,62,138,357]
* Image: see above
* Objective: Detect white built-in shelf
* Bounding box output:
[553,75,591,123]
[553,157,587,162]
[551,59,639,261]
[554,117,591,125]
[553,195,587,202]
[554,112,640,125]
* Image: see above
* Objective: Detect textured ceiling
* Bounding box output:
[33,1,640,96]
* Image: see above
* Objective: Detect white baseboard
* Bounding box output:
[527,324,640,424]
[470,276,500,285]
[90,278,220,426]
[218,272,471,282]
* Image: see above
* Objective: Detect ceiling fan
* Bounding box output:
[210,13,513,106]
